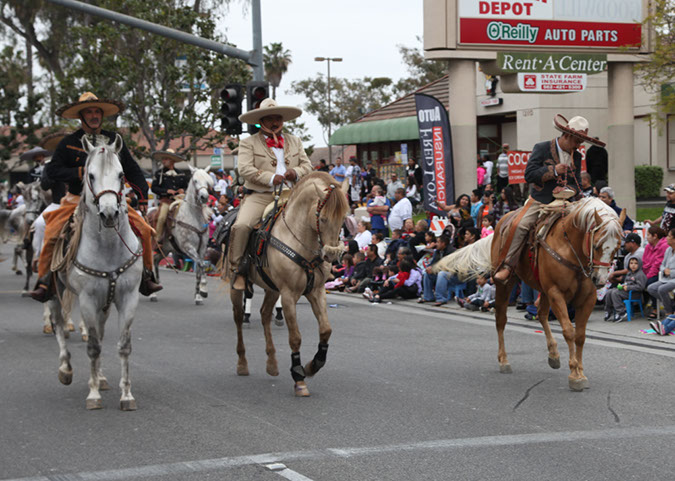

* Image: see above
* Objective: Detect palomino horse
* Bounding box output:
[224,172,349,396]
[149,167,213,305]
[48,134,143,410]
[434,196,623,391]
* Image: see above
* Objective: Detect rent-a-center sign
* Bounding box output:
[458,0,643,50]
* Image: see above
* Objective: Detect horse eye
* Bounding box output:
[118,172,124,180]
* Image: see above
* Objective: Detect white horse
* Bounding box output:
[48,134,143,411]
[150,167,213,305]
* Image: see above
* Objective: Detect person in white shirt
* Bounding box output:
[354,220,373,250]
[482,155,494,186]
[215,170,229,195]
[496,143,509,192]
[388,188,413,231]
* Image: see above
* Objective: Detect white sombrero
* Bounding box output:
[19,147,51,162]
[151,148,185,163]
[56,92,125,119]
[238,98,302,125]
[553,114,605,148]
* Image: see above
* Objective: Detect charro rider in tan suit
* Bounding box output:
[229,98,314,290]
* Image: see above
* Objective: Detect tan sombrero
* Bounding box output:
[239,98,302,125]
[553,114,605,148]
[39,131,70,152]
[56,92,125,119]
[151,148,185,163]
[19,147,51,162]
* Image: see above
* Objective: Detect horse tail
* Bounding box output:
[431,236,494,281]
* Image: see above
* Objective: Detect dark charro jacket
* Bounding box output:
[524,139,582,204]
[45,129,148,204]
[151,167,189,199]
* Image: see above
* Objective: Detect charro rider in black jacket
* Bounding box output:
[150,149,189,240]
[29,92,162,301]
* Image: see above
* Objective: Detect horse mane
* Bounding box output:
[287,171,349,224]
[568,196,623,243]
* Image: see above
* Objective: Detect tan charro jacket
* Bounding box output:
[237,131,313,193]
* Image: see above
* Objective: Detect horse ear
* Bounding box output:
[113,134,124,154]
[186,164,196,174]
[618,208,626,227]
[81,135,96,153]
[594,209,604,227]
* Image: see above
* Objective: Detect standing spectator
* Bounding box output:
[214,170,229,197]
[476,159,486,189]
[406,174,421,207]
[604,257,647,322]
[645,184,675,233]
[493,186,519,223]
[406,157,423,188]
[354,220,373,250]
[386,173,404,202]
[585,138,608,184]
[470,189,484,227]
[348,157,362,204]
[496,143,510,192]
[579,172,594,197]
[647,228,675,317]
[329,156,346,183]
[643,226,668,318]
[599,187,634,231]
[437,194,472,228]
[317,158,330,172]
[608,233,643,285]
[363,161,377,193]
[482,155,494,186]
[366,185,390,236]
[388,188,413,232]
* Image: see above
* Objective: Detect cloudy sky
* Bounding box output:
[219,1,424,147]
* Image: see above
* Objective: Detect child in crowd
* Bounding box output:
[650,315,675,336]
[325,254,355,291]
[458,274,495,311]
[604,257,647,322]
[366,259,422,303]
[481,214,494,238]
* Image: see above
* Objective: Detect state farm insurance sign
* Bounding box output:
[458,0,643,50]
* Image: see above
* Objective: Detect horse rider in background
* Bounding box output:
[228,98,314,291]
[29,92,162,302]
[151,148,189,240]
[493,114,606,283]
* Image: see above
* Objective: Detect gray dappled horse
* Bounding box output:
[48,134,143,411]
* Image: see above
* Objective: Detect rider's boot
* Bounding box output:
[493,265,512,284]
[28,275,54,303]
[139,268,163,296]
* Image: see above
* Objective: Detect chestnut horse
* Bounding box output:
[434,197,623,391]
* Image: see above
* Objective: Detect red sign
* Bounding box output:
[508,147,586,184]
[459,18,642,49]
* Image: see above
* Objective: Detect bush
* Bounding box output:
[635,166,663,199]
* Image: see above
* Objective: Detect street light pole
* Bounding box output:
[314,56,342,165]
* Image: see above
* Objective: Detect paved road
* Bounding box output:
[2,242,675,480]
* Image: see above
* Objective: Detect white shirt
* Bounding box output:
[389,197,413,231]
[556,138,572,166]
[267,147,288,188]
[497,153,509,178]
[345,165,354,185]
[354,230,372,250]
[215,178,228,194]
[483,160,493,183]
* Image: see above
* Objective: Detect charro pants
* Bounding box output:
[501,198,543,269]
[155,200,171,240]
[228,191,274,273]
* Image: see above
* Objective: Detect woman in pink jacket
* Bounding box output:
[642,226,668,318]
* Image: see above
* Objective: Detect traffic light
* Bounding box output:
[220,83,243,135]
[246,81,269,134]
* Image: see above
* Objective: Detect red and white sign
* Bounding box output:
[458,0,643,50]
[518,72,587,91]
[507,146,586,184]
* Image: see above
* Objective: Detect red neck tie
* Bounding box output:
[265,135,284,149]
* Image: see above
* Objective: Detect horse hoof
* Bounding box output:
[58,369,73,385]
[81,334,88,342]
[21,291,30,298]
[294,382,310,397]
[237,364,249,376]
[120,399,137,411]
[499,364,513,374]
[548,357,561,369]
[66,322,75,332]
[15,270,22,275]
[99,379,111,391]
[274,318,284,327]
[86,398,103,410]
[149,294,158,302]
[569,377,589,391]
[195,298,203,306]
[200,290,208,298]
[266,363,279,377]
[304,361,316,378]
[43,324,53,335]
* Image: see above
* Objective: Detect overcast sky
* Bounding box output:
[219,1,424,147]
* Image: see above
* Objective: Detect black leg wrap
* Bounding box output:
[290,352,306,382]
[311,343,329,373]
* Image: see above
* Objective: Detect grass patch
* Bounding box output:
[636,207,662,222]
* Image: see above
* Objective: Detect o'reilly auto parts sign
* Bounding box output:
[458,0,643,50]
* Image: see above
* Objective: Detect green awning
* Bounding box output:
[329,116,419,145]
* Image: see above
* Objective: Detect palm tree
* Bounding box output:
[264,42,292,100]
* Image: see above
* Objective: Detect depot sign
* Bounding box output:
[458,0,644,50]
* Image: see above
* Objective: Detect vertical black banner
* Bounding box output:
[414,93,454,217]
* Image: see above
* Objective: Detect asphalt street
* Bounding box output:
[2,242,675,481]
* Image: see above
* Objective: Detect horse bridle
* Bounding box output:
[562,221,613,278]
[85,148,124,211]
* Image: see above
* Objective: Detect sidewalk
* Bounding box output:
[329,290,675,347]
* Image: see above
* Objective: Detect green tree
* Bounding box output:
[284,118,314,158]
[394,36,447,96]
[636,0,675,116]
[263,42,292,100]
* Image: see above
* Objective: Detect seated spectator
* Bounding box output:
[401,218,415,238]
[325,254,355,291]
[493,186,519,224]
[346,244,383,293]
[604,257,647,322]
[647,228,675,317]
[385,229,407,260]
[437,194,471,229]
[458,274,495,311]
[407,219,429,258]
[650,314,675,336]
[346,239,360,257]
[642,226,668,318]
[608,233,643,285]
[432,230,479,306]
[373,232,387,259]
[419,234,454,304]
[481,214,495,238]
[599,187,634,231]
[366,259,422,303]
[354,220,373,250]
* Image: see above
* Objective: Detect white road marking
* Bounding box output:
[265,463,315,481]
[5,425,675,481]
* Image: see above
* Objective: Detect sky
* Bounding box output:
[218,1,424,147]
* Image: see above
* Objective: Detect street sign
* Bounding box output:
[517,72,587,92]
[210,155,221,168]
[213,147,222,155]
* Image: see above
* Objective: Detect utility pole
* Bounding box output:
[314,57,342,164]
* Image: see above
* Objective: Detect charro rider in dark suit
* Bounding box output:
[150,148,189,240]
[29,92,162,301]
[493,114,606,283]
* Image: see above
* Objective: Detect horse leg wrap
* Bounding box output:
[311,343,329,373]
[290,352,306,382]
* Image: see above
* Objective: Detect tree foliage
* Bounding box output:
[393,36,446,96]
[264,42,292,100]
[636,0,675,116]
